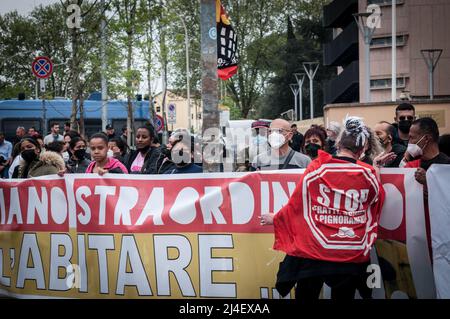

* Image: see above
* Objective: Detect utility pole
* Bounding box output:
[391,0,397,102]
[303,62,319,119]
[294,73,305,121]
[101,0,108,131]
[200,0,220,172]
[354,11,380,103]
[178,16,192,133]
[289,84,299,122]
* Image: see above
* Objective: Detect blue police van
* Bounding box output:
[0,97,153,141]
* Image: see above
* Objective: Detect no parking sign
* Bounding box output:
[32,56,53,79]
[154,115,164,133]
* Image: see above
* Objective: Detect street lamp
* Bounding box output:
[421,49,443,100]
[294,73,305,121]
[289,84,299,122]
[354,11,381,103]
[303,62,319,119]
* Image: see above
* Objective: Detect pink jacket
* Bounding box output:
[85,157,128,174]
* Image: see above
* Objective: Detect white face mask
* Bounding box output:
[268,132,286,150]
[406,135,426,158]
[107,149,114,158]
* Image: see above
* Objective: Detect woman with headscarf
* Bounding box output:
[260,116,395,300]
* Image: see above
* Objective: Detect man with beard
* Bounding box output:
[393,103,416,147]
[374,121,406,167]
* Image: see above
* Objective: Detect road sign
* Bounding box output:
[154,114,164,133]
[39,79,46,93]
[168,103,176,124]
[32,56,53,79]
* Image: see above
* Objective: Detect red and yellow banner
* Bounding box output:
[0,170,435,298]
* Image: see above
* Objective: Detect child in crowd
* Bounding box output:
[85,133,128,175]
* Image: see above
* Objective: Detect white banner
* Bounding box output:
[427,164,450,299]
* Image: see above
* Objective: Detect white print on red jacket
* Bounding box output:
[302,163,381,257]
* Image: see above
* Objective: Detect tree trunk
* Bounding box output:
[70,27,80,132]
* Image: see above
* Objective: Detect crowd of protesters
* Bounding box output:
[0,102,449,181]
[0,102,450,301]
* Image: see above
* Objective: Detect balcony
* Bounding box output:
[324,60,359,105]
[323,0,358,29]
[323,21,358,67]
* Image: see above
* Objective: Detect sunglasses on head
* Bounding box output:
[399,116,414,121]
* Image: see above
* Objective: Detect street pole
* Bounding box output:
[391,0,397,101]
[421,49,443,100]
[294,73,305,121]
[303,62,319,120]
[100,0,108,131]
[289,84,299,122]
[200,0,220,172]
[354,12,380,103]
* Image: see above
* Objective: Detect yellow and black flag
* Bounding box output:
[216,0,238,80]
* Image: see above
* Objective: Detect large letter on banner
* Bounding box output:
[427,164,450,299]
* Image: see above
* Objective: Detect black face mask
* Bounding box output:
[74,149,86,160]
[22,149,38,163]
[398,120,412,134]
[305,143,321,158]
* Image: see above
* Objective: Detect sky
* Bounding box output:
[0,0,61,15]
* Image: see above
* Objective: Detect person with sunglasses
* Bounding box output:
[393,103,416,147]
[250,118,311,171]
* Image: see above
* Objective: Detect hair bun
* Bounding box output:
[344,116,365,135]
[342,116,369,147]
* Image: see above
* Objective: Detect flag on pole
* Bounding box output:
[216,0,238,80]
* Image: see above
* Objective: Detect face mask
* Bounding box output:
[107,149,114,158]
[268,132,286,150]
[305,143,321,158]
[22,149,38,163]
[74,149,86,160]
[398,120,412,134]
[406,135,426,158]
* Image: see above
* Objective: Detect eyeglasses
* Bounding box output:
[399,116,414,121]
[268,128,289,134]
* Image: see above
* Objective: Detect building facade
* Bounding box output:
[360,0,450,102]
[323,0,450,104]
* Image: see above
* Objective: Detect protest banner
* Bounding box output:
[427,164,450,299]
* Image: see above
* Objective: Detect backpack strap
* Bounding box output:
[280,149,295,170]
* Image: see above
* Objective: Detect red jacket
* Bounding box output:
[273,151,385,263]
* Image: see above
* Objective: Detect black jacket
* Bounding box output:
[66,157,92,173]
[124,146,164,174]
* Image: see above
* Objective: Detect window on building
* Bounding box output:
[370,77,406,89]
[367,0,404,6]
[371,35,407,47]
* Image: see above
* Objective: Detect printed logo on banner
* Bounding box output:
[302,164,380,251]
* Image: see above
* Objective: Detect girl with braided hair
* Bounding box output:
[260,116,395,300]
